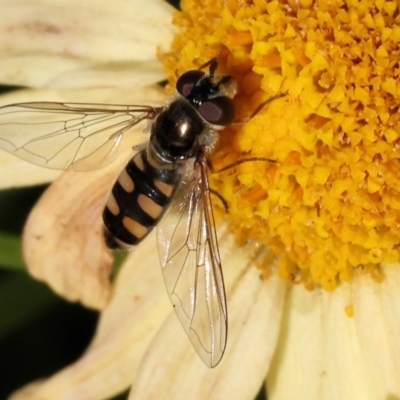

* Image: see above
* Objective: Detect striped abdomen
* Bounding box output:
[103,150,179,248]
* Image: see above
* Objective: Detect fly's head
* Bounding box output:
[149,59,237,166]
[176,67,237,128]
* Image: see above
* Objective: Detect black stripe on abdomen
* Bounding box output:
[103,150,179,248]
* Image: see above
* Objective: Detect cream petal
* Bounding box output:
[0,85,167,189]
[267,285,336,400]
[129,231,286,400]
[267,271,400,400]
[0,0,175,87]
[47,61,166,89]
[0,151,61,189]
[352,263,400,396]
[10,232,172,400]
[1,57,166,89]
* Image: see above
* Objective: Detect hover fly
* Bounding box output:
[0,55,234,368]
[0,53,286,367]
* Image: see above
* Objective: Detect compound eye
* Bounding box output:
[198,96,235,126]
[176,70,205,97]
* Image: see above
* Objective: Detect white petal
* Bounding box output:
[129,230,286,400]
[10,232,172,400]
[1,58,168,89]
[46,60,166,90]
[0,85,167,189]
[353,263,400,396]
[0,0,175,87]
[0,151,61,189]
[267,266,400,400]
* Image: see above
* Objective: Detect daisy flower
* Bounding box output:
[1,0,400,399]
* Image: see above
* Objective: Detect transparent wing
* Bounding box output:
[157,158,227,368]
[0,102,158,170]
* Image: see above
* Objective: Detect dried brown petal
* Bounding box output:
[22,162,117,309]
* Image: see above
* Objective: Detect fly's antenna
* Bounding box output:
[232,91,289,126]
[248,91,289,120]
[199,45,229,77]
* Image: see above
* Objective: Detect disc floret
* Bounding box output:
[162,0,400,291]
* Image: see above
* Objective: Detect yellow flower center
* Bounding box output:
[161,0,400,291]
